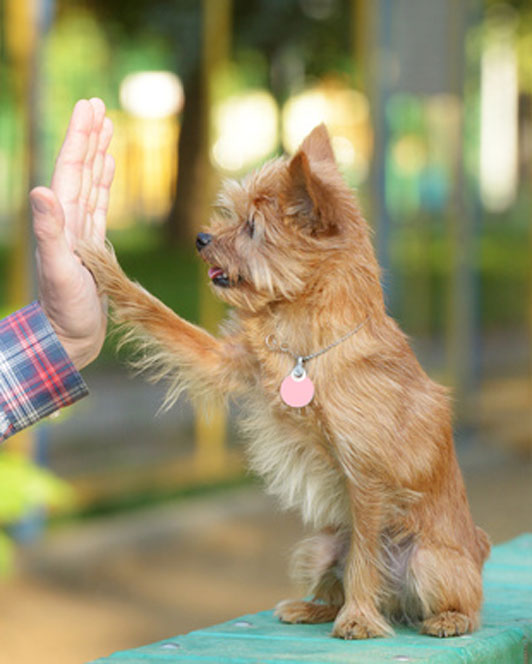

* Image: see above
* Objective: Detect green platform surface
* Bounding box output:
[90,534,532,664]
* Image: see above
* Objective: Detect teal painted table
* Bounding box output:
[90,534,532,663]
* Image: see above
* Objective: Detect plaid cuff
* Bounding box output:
[0,301,89,442]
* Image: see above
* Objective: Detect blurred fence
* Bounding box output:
[0,0,530,510]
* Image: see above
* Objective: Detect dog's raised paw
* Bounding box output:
[275,599,339,624]
[421,611,473,638]
[332,608,392,640]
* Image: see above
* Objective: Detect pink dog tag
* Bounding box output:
[280,365,315,408]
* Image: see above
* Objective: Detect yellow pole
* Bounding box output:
[5,0,38,309]
[5,0,39,457]
[194,0,233,478]
[351,0,367,92]
[444,0,473,417]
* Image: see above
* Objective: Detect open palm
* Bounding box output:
[30,98,115,369]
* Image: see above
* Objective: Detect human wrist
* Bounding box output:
[58,336,98,370]
[41,309,104,370]
[0,302,90,441]
[55,327,106,371]
[38,296,107,371]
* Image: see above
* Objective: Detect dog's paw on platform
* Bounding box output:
[332,606,393,640]
[275,599,340,624]
[421,610,474,638]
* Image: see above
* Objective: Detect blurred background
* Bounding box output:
[0,0,531,662]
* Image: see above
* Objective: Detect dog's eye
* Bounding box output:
[246,215,255,238]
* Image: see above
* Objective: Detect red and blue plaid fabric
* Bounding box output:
[0,301,88,442]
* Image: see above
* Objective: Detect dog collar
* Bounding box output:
[265,318,369,408]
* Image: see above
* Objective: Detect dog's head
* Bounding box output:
[197,125,372,312]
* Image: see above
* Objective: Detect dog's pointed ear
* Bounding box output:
[299,124,336,164]
[285,149,337,235]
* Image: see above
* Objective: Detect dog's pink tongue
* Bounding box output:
[208,267,223,280]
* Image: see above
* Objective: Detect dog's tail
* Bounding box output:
[77,241,241,408]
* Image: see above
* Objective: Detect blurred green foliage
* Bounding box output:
[92,226,200,366]
[39,7,173,186]
[390,219,530,334]
[0,214,529,350]
[107,226,199,322]
[0,451,75,577]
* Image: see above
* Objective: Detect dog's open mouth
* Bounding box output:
[208,266,231,288]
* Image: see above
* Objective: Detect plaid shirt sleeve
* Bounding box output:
[0,301,89,442]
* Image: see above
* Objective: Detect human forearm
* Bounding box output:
[0,302,88,442]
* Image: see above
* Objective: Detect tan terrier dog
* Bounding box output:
[79,125,490,639]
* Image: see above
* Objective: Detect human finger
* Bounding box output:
[90,153,115,244]
[51,99,94,203]
[88,116,114,218]
[30,186,71,271]
[79,98,106,208]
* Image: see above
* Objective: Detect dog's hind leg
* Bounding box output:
[275,599,340,624]
[275,567,343,625]
[407,542,483,637]
[275,529,345,624]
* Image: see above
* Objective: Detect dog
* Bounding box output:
[78,124,490,639]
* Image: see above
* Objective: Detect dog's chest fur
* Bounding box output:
[239,344,351,531]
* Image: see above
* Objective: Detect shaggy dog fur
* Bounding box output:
[78,125,490,639]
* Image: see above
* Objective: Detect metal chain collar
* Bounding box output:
[265,317,369,377]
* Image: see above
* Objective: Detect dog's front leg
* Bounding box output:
[332,482,393,639]
[77,241,251,398]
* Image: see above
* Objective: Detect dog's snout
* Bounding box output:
[196,232,212,251]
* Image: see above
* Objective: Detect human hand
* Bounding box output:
[30,98,115,370]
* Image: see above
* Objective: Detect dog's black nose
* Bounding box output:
[196,232,212,251]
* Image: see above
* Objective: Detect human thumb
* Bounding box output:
[30,186,68,258]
